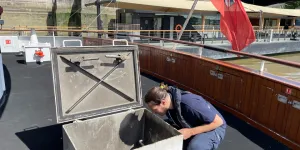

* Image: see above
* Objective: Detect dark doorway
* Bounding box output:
[140,17,154,36]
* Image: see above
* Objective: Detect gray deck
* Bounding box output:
[0,53,290,150]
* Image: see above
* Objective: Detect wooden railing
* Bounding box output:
[83,37,300,150]
[3,26,297,34]
[7,25,298,31]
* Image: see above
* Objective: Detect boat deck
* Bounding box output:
[0,53,290,150]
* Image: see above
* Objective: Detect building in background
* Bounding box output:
[113,0,300,33]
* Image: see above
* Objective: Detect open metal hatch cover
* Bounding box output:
[51,46,142,123]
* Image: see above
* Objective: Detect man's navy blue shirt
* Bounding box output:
[167,93,227,129]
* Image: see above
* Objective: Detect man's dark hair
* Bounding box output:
[144,83,168,105]
[0,6,3,15]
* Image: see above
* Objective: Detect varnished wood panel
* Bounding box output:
[297,127,300,145]
[268,84,280,131]
[273,83,290,135]
[214,72,233,106]
[193,60,208,96]
[235,76,245,111]
[169,54,187,84]
[240,75,253,116]
[258,79,275,126]
[250,77,262,119]
[228,75,243,110]
[213,72,230,104]
[177,55,196,88]
[261,86,273,125]
[251,83,268,124]
[193,63,217,100]
[285,96,300,142]
[139,46,151,71]
[152,50,170,79]
[203,66,218,100]
[221,73,233,106]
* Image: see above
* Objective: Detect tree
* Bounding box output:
[284,0,300,9]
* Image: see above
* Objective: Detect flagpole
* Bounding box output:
[172,0,198,50]
[259,10,263,31]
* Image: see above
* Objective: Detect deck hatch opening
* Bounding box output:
[51,46,183,150]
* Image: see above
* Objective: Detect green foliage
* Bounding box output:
[284,0,300,9]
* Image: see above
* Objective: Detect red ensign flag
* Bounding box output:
[210,0,256,51]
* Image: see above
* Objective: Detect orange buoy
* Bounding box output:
[35,49,44,57]
[175,24,183,33]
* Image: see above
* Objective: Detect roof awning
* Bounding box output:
[105,0,300,18]
[105,0,218,13]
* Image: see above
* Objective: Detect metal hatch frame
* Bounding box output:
[51,45,143,123]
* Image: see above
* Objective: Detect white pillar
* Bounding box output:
[269,29,273,42]
[30,28,38,45]
[157,18,162,37]
[170,17,174,40]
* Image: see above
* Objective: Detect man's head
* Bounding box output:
[0,6,3,15]
[144,85,172,116]
[0,6,3,20]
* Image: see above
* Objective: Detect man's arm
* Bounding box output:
[178,114,223,140]
[190,114,223,136]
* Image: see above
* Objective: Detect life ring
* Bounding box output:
[175,24,182,33]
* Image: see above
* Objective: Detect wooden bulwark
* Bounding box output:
[83,37,300,150]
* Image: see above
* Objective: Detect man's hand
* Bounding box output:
[178,128,193,140]
[182,114,223,138]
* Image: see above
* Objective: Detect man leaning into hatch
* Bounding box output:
[145,83,226,150]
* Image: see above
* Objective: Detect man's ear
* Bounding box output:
[161,99,166,105]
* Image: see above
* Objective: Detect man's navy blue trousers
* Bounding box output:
[183,126,226,150]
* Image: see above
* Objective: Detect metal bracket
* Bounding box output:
[292,101,300,110]
[277,94,288,104]
[105,54,130,61]
[210,70,217,77]
[112,39,129,46]
[171,58,176,63]
[62,40,83,47]
[166,56,171,62]
[217,73,223,80]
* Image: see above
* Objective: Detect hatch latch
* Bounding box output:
[105,54,130,61]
